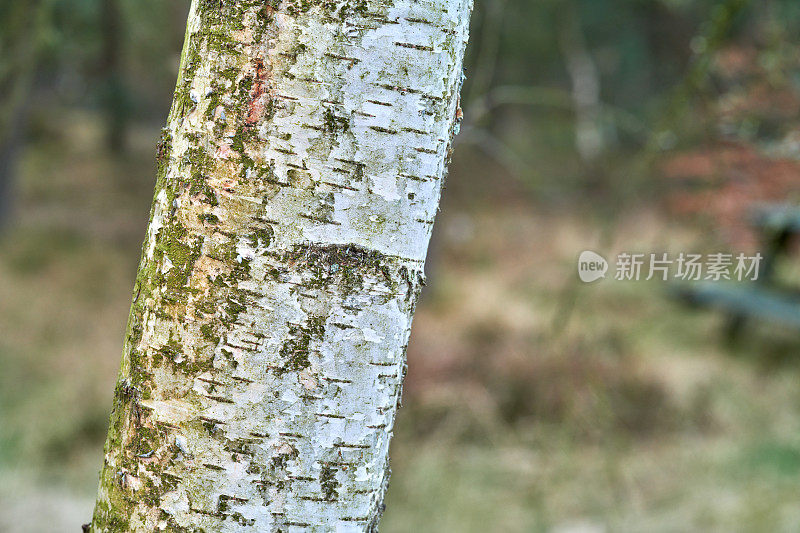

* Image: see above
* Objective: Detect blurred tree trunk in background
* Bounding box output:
[89,0,471,531]
[560,6,602,165]
[99,0,128,154]
[559,1,605,193]
[0,1,48,228]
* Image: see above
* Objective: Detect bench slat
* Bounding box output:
[752,204,800,233]
[674,283,800,328]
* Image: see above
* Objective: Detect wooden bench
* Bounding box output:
[672,204,800,338]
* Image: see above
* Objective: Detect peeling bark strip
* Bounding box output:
[90,0,471,531]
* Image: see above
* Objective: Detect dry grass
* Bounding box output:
[3,114,800,531]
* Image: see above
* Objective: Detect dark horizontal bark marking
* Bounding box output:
[204,394,235,404]
[300,394,323,401]
[325,53,360,64]
[399,173,431,182]
[220,495,249,503]
[394,42,434,52]
[328,461,356,467]
[376,83,424,95]
[333,158,365,166]
[238,288,266,298]
[197,377,225,386]
[369,126,398,134]
[251,216,281,225]
[365,12,400,23]
[261,177,292,187]
[190,508,222,517]
[321,181,359,191]
[225,341,256,350]
[299,214,342,225]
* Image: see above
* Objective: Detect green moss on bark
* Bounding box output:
[284,243,397,293]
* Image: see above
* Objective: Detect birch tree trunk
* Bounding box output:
[89,0,472,531]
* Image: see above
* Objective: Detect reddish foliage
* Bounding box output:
[661,44,800,247]
[662,142,800,246]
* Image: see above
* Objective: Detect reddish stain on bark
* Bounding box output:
[246,58,272,127]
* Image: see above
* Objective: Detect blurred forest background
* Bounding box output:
[3,0,800,531]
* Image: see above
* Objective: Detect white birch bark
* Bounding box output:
[89,0,472,531]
